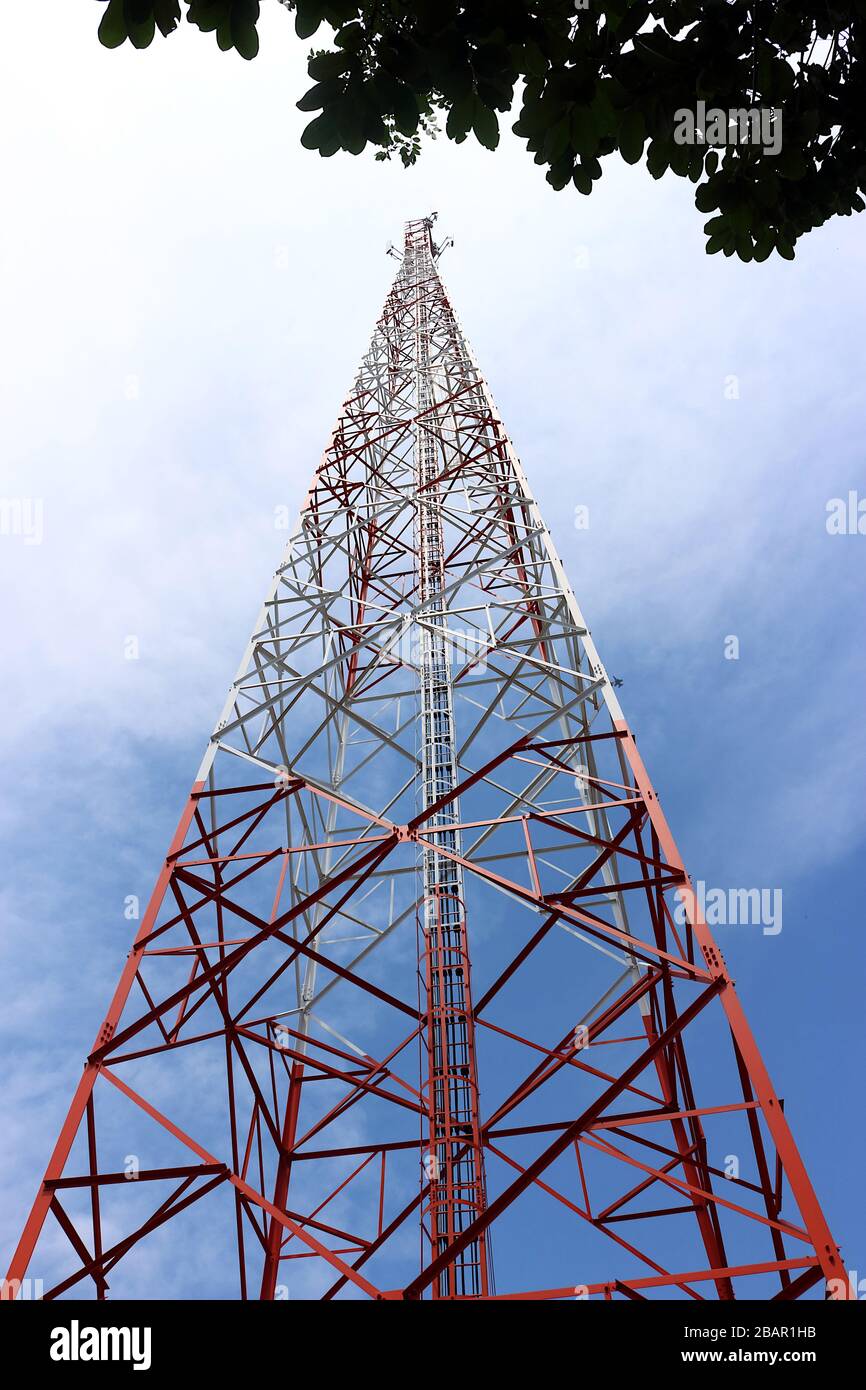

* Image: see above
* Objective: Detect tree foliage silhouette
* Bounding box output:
[95,1,866,260]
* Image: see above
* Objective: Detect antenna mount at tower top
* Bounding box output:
[403,212,453,261]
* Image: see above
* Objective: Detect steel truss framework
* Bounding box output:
[5,217,849,1302]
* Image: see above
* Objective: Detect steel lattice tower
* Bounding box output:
[4,217,849,1302]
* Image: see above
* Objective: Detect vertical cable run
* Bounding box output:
[405,217,489,1299]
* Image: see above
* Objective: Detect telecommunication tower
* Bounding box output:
[3,217,848,1301]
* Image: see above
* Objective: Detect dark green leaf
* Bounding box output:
[544,116,571,164]
[323,0,361,22]
[472,98,499,151]
[646,139,668,180]
[98,0,128,48]
[308,50,352,81]
[127,9,156,48]
[336,21,365,52]
[695,181,718,213]
[570,105,598,158]
[189,1,228,35]
[618,108,645,165]
[301,109,338,152]
[231,14,258,61]
[752,228,774,262]
[391,82,419,137]
[154,0,181,37]
[297,79,343,113]
[336,93,368,154]
[446,95,474,143]
[669,140,691,177]
[546,153,573,190]
[735,231,753,262]
[295,3,324,41]
[519,41,547,79]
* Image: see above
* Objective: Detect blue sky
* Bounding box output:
[1,4,864,1297]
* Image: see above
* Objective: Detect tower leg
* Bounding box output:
[260,1060,305,1299]
[2,786,202,1299]
[617,723,848,1293]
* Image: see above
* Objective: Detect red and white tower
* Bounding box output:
[3,217,848,1301]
